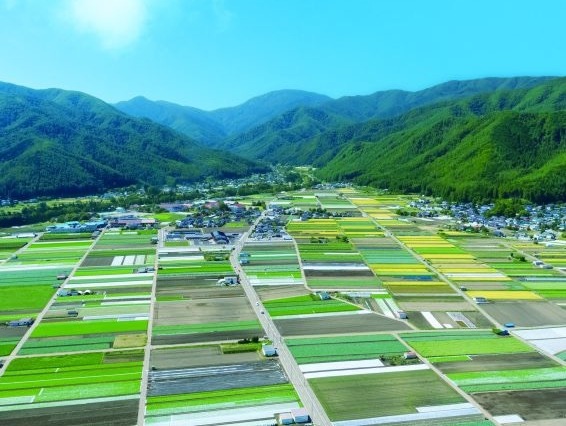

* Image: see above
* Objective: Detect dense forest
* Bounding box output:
[316,79,566,202]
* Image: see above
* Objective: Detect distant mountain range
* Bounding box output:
[0,83,265,198]
[114,90,332,144]
[1,76,564,201]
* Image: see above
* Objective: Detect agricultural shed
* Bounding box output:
[262,344,277,357]
[291,407,310,423]
[277,412,294,425]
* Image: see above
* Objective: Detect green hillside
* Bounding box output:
[114,89,332,144]
[114,96,227,144]
[0,83,266,198]
[218,107,352,163]
[317,78,566,202]
[213,77,557,164]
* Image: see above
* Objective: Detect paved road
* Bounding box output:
[230,213,332,426]
[137,228,163,425]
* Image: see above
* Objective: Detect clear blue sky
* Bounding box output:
[1,0,564,110]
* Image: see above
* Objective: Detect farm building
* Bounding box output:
[277,412,294,425]
[211,230,229,244]
[291,408,310,423]
[262,344,277,357]
[403,351,417,360]
[7,318,34,327]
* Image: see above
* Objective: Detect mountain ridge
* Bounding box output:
[0,82,266,198]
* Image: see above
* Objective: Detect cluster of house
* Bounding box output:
[174,201,261,229]
[409,199,565,238]
[45,220,106,233]
[251,210,292,240]
[160,170,290,195]
[165,229,239,246]
[45,208,160,234]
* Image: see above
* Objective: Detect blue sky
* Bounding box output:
[0,0,564,110]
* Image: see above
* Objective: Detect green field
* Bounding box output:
[287,334,407,364]
[0,353,142,403]
[448,367,566,392]
[0,285,55,311]
[263,294,360,317]
[146,384,299,415]
[31,319,148,338]
[310,370,465,420]
[401,331,534,357]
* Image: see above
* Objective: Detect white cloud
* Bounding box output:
[64,0,148,49]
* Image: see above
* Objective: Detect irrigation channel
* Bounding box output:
[230,212,332,426]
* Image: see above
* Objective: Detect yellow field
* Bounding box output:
[451,276,512,282]
[422,254,476,259]
[467,290,543,300]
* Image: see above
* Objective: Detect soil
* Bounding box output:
[153,296,257,326]
[152,329,264,345]
[255,285,311,302]
[274,313,411,336]
[436,352,558,373]
[0,398,139,426]
[482,301,566,327]
[150,346,260,370]
[473,388,566,421]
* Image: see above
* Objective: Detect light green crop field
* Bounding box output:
[287,334,407,364]
[448,366,566,393]
[264,295,360,317]
[401,331,534,357]
[0,285,55,311]
[146,384,299,415]
[0,353,142,403]
[31,319,148,338]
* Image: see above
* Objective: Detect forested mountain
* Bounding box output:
[317,78,566,202]
[114,89,331,144]
[0,83,266,198]
[1,76,564,202]
[216,107,352,163]
[217,77,557,163]
[114,96,227,144]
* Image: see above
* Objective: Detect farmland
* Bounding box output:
[309,370,471,421]
[286,334,407,364]
[0,189,565,425]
